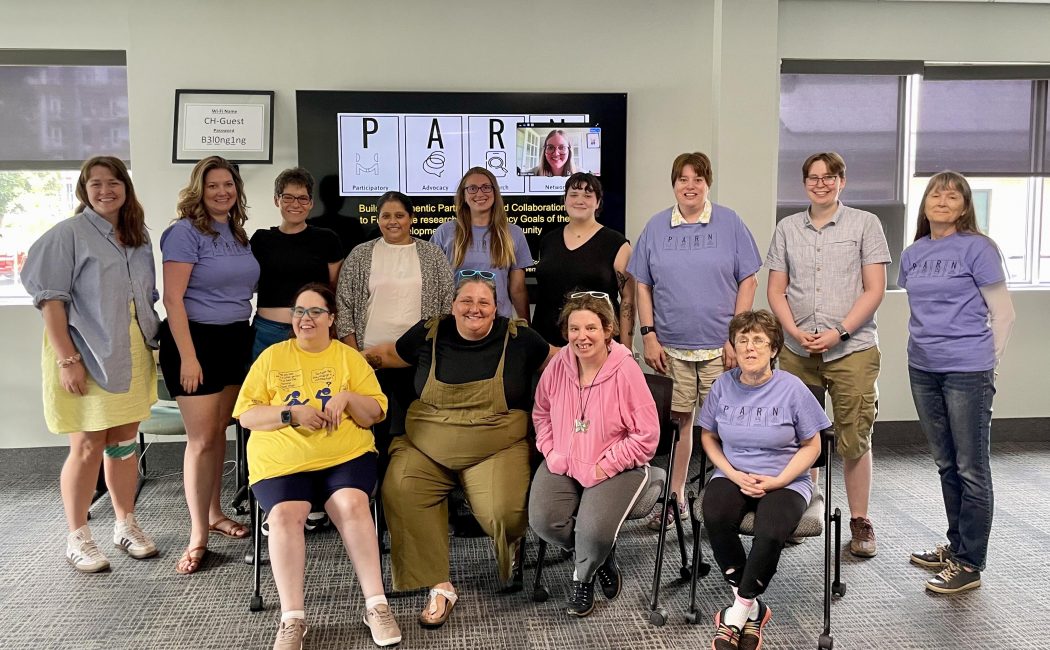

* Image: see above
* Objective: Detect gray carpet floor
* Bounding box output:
[2,440,1048,649]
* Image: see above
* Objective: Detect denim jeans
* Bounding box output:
[908,366,996,571]
[251,315,292,363]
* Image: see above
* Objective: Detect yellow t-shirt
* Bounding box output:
[233,339,387,484]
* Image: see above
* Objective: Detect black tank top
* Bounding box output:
[533,225,628,346]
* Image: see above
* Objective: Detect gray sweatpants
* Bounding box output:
[528,460,650,582]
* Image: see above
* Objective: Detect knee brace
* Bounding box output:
[104,439,137,460]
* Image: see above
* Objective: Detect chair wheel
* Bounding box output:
[684,611,697,624]
[680,566,692,580]
[648,608,668,626]
[243,550,254,565]
[249,595,264,612]
[698,561,712,578]
[818,633,834,649]
[532,586,549,602]
[833,582,846,597]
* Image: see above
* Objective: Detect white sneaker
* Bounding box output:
[113,513,158,559]
[66,526,110,573]
[363,603,402,646]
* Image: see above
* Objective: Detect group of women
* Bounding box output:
[22,148,1012,650]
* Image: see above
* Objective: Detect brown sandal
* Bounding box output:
[175,546,207,575]
[208,517,249,539]
[419,587,458,628]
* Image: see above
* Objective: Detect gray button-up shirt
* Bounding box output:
[766,203,891,362]
[21,208,161,392]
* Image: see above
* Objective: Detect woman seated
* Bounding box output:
[529,292,658,618]
[699,310,829,650]
[234,283,401,649]
[364,272,552,628]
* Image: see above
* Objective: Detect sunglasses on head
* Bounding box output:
[456,269,496,281]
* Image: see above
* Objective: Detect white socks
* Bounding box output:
[725,587,759,629]
[365,595,388,611]
[281,610,305,623]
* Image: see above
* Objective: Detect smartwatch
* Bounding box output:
[280,408,293,425]
[640,326,656,337]
[835,324,851,342]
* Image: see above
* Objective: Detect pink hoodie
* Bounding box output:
[533,341,659,488]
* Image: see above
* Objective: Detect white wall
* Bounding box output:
[779,0,1050,421]
[2,0,1047,446]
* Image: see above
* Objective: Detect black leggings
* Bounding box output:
[702,477,807,599]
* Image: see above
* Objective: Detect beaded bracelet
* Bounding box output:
[57,353,82,369]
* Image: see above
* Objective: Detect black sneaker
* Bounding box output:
[738,600,772,650]
[910,543,952,569]
[925,559,981,594]
[595,547,622,600]
[712,607,741,649]
[566,579,595,617]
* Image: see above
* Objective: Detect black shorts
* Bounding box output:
[158,319,252,398]
[251,453,378,512]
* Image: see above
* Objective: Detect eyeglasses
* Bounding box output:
[570,290,613,308]
[544,145,569,154]
[464,184,494,195]
[278,193,312,205]
[456,269,496,281]
[290,306,331,319]
[804,175,839,187]
[571,290,612,301]
[734,337,771,350]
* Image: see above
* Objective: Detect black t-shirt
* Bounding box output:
[395,316,550,411]
[250,225,343,308]
[307,214,368,259]
[532,225,628,346]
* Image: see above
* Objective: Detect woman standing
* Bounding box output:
[627,152,761,529]
[22,156,161,572]
[900,171,1014,595]
[431,167,534,321]
[250,167,342,360]
[533,173,634,347]
[335,191,453,448]
[159,156,260,574]
[530,292,657,617]
[235,284,401,648]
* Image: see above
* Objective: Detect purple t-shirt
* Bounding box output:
[697,369,830,503]
[627,204,762,349]
[431,221,535,318]
[160,218,260,324]
[898,233,1005,373]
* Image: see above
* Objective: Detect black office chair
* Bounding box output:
[529,372,691,627]
[249,486,383,612]
[683,385,845,649]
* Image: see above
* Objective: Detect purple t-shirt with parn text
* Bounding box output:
[698,369,830,503]
[431,221,534,318]
[160,218,260,325]
[898,233,1006,373]
[627,204,762,349]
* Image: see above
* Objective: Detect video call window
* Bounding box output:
[516,124,601,177]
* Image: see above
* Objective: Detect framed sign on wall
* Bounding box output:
[173,89,274,163]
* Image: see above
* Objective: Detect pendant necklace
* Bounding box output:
[574,357,608,433]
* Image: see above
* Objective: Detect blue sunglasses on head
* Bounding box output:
[456,269,496,281]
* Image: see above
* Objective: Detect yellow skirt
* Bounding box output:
[42,303,158,434]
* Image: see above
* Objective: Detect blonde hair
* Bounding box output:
[175,156,249,245]
[452,167,516,269]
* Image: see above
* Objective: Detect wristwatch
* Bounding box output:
[640,326,656,336]
[280,408,293,425]
[835,324,851,342]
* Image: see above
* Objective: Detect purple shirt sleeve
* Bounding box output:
[160,220,201,264]
[971,238,1007,287]
[733,217,762,282]
[509,224,535,269]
